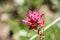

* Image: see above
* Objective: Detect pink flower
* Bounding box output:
[23,10,44,30]
[39,30,44,39]
[39,30,44,36]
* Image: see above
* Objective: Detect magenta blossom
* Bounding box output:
[23,10,44,30]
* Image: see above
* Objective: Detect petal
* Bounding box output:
[23,17,31,24]
[22,20,28,23]
[39,13,44,19]
[28,10,33,18]
[23,17,29,23]
[30,15,35,21]
[29,23,36,30]
[33,10,37,16]
[38,20,44,26]
[33,10,38,19]
[28,10,32,14]
[29,26,34,30]
[23,20,32,25]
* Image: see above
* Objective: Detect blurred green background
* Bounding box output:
[0,0,60,40]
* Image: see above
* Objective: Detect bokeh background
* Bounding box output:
[0,0,60,40]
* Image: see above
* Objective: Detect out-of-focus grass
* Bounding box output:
[8,19,20,33]
[44,25,60,40]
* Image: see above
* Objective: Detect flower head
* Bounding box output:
[23,10,44,30]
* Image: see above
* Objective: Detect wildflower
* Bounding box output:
[39,30,44,40]
[23,10,44,30]
[39,30,44,37]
